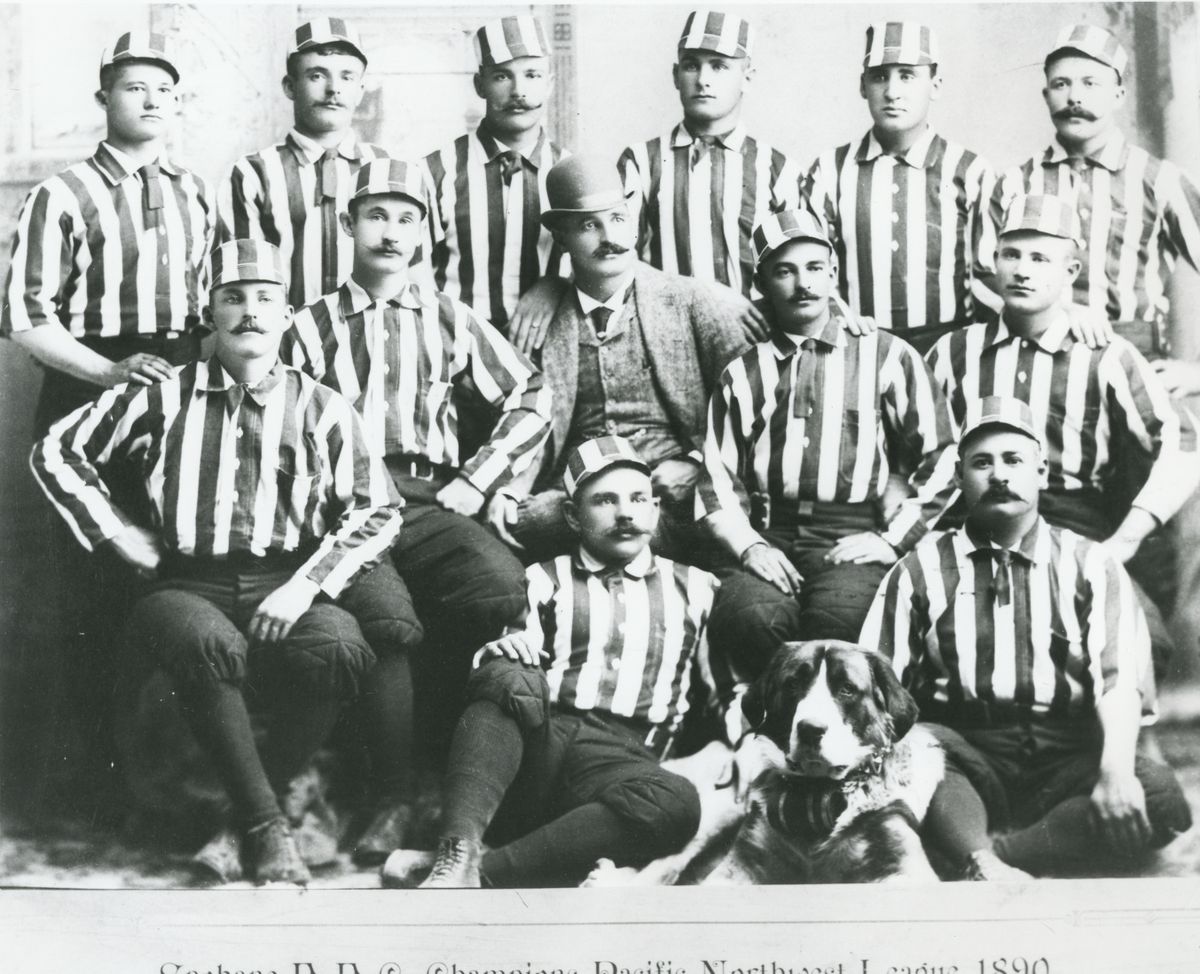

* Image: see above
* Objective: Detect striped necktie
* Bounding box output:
[139,163,163,227]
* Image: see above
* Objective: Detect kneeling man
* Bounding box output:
[385,436,726,888]
[861,396,1191,879]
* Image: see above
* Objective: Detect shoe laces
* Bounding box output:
[427,836,471,880]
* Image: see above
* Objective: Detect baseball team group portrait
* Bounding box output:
[2,0,1200,891]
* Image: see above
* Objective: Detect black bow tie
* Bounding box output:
[496,149,523,184]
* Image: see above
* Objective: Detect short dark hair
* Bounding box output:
[286,42,366,77]
[98,58,176,92]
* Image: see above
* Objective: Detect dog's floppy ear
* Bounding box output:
[865,649,918,741]
[741,673,768,732]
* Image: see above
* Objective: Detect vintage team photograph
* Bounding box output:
[1,0,1200,901]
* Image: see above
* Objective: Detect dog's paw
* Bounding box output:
[579,858,641,887]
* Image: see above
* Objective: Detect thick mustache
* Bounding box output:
[232,321,266,334]
[593,243,629,257]
[790,291,820,302]
[1053,106,1098,122]
[983,487,1020,501]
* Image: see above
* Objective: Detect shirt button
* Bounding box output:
[892,184,900,194]
[611,658,621,670]
[891,213,900,223]
[232,458,240,468]
[161,255,168,265]
[383,364,390,374]
[1080,209,1090,219]
[802,436,810,447]
[1018,371,1028,382]
[230,491,239,502]
[235,428,244,438]
[891,240,900,252]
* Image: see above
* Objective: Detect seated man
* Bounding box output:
[699,209,958,669]
[861,396,1192,879]
[383,436,732,888]
[30,241,411,885]
[496,155,748,564]
[288,159,552,758]
[925,194,1200,677]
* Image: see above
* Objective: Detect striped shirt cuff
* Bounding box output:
[880,504,929,553]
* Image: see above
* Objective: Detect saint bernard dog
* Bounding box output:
[586,640,944,886]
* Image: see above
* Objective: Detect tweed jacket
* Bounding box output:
[513,263,749,495]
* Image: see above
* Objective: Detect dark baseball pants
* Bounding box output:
[437,658,701,887]
[922,720,1191,875]
[708,504,891,679]
[123,556,375,829]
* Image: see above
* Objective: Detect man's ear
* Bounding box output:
[472,72,485,99]
[859,73,868,101]
[338,211,355,237]
[740,60,755,91]
[671,62,682,93]
[954,458,965,490]
[1064,255,1082,285]
[95,89,109,110]
[1037,452,1050,488]
[201,305,214,330]
[929,71,944,102]
[282,73,296,102]
[563,497,581,534]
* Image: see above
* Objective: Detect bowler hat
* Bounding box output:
[540,156,635,229]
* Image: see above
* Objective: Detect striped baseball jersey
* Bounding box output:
[925,315,1200,525]
[697,300,959,556]
[216,129,391,309]
[803,127,994,332]
[618,123,802,298]
[510,546,727,732]
[421,124,569,330]
[2,142,211,339]
[860,518,1150,722]
[287,278,552,495]
[30,360,402,597]
[979,136,1200,351]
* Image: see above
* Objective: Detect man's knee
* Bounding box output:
[602,770,702,859]
[799,563,887,643]
[709,570,801,676]
[338,561,424,655]
[270,604,376,699]
[465,657,552,733]
[125,591,247,690]
[1137,757,1193,848]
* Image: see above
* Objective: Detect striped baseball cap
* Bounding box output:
[863,21,939,68]
[99,31,179,84]
[1046,24,1128,81]
[474,16,550,68]
[562,436,651,498]
[351,159,427,214]
[291,17,367,67]
[208,240,288,290]
[678,10,755,59]
[999,194,1084,246]
[752,209,832,268]
[959,396,1044,453]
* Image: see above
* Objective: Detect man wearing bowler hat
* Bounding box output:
[494,155,748,563]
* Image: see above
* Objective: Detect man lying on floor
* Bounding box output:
[383,435,745,888]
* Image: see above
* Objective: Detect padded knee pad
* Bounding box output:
[126,593,247,691]
[338,563,424,655]
[274,617,376,699]
[601,771,702,858]
[465,658,551,733]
